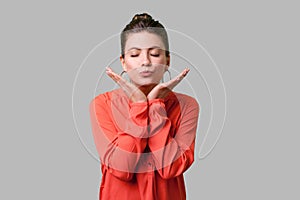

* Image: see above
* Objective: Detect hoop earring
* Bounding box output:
[161,69,172,83]
[120,71,131,82]
[120,71,126,76]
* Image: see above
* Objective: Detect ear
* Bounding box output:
[120,55,127,71]
[165,55,170,70]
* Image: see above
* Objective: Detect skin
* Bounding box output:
[106,31,189,103]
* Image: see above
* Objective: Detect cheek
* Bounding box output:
[124,59,138,70]
[153,62,167,71]
[155,57,169,67]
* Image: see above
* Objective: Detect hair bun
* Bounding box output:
[132,13,153,21]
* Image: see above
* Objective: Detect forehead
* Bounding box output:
[124,31,166,51]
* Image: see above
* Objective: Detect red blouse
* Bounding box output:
[89,88,199,200]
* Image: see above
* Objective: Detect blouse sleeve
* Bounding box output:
[147,96,200,179]
[89,94,148,181]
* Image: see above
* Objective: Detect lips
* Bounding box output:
[139,70,153,77]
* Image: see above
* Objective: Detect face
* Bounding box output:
[120,31,170,87]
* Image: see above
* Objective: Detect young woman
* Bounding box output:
[90,13,200,200]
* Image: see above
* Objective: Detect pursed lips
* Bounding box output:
[139,70,154,77]
[138,67,154,73]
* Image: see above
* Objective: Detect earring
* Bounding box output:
[120,71,126,76]
[161,69,172,83]
[120,71,131,82]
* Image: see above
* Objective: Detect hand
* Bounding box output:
[105,67,147,103]
[147,68,190,100]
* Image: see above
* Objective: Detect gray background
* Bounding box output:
[1,0,299,199]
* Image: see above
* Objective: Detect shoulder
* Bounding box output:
[169,93,200,121]
[172,92,199,107]
[167,92,200,115]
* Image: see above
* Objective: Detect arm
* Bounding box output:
[147,96,199,179]
[89,94,148,181]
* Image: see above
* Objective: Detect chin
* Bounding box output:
[133,79,160,87]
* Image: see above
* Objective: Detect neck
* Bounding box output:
[137,84,157,96]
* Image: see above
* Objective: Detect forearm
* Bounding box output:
[147,97,199,179]
[90,96,149,181]
[102,133,147,181]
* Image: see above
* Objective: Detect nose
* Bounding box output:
[141,51,151,66]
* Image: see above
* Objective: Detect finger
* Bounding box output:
[176,68,190,80]
[105,67,136,93]
[106,71,120,83]
[106,67,131,85]
[166,68,190,89]
[106,67,122,83]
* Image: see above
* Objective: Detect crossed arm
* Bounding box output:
[89,92,199,181]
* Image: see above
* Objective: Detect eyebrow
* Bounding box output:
[127,46,163,51]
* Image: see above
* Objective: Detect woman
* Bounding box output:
[90,13,200,200]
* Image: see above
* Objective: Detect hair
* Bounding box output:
[120,13,170,58]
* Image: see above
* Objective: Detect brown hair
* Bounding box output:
[120,13,170,58]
